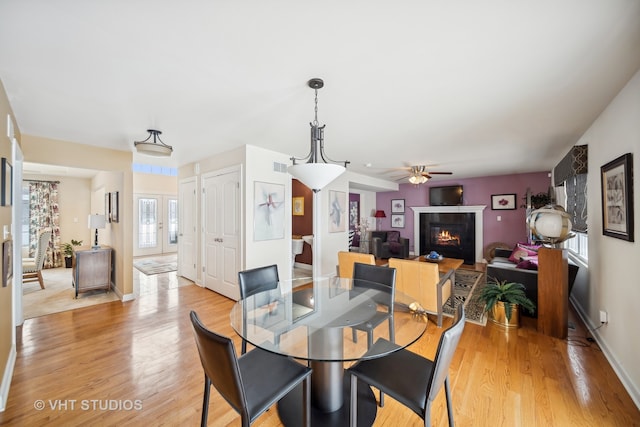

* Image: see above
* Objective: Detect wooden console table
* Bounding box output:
[72,246,112,298]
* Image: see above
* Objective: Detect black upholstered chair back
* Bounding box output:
[189,311,246,415]
[238,264,279,299]
[352,262,396,309]
[426,304,465,405]
[238,265,280,354]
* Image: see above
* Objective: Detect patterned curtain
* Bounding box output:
[28,182,62,268]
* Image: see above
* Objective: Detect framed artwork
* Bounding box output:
[110,191,119,223]
[391,214,405,228]
[292,196,304,216]
[254,181,285,241]
[328,190,347,232]
[491,193,517,210]
[391,199,405,213]
[601,153,634,242]
[349,193,361,247]
[1,157,12,206]
[105,192,111,222]
[2,239,12,287]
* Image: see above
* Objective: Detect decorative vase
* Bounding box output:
[489,301,520,329]
[64,256,72,268]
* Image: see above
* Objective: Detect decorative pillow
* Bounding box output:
[508,244,539,263]
[516,259,538,270]
[387,231,400,243]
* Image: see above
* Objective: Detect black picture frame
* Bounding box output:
[601,153,634,242]
[105,192,112,223]
[1,157,12,207]
[391,199,405,213]
[2,239,12,287]
[391,214,405,228]
[111,191,119,223]
[491,193,516,210]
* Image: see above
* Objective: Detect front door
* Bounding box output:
[202,168,241,300]
[134,194,178,257]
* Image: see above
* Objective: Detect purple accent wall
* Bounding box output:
[376,172,551,254]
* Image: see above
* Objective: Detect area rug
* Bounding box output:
[23,267,119,319]
[442,269,488,326]
[133,259,177,275]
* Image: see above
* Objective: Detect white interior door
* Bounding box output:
[178,178,197,281]
[134,194,178,257]
[202,169,241,300]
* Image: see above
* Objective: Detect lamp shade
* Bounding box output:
[88,214,106,230]
[288,163,345,191]
[135,142,172,157]
[374,210,386,218]
[528,205,574,244]
[409,175,428,185]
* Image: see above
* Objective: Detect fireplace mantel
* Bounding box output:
[411,205,486,263]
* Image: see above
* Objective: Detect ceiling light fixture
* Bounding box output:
[408,174,428,185]
[289,78,350,192]
[134,129,173,157]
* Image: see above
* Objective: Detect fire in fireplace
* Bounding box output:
[432,225,462,247]
[420,213,475,264]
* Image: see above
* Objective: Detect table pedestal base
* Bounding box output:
[277,375,377,427]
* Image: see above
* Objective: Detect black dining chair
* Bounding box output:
[350,262,397,349]
[190,310,312,427]
[347,304,465,427]
[238,264,280,354]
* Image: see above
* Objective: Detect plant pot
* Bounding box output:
[64,256,72,268]
[488,301,520,329]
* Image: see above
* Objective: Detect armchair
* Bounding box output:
[370,230,409,259]
[388,257,453,327]
[23,229,52,289]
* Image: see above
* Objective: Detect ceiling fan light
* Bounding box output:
[409,175,428,185]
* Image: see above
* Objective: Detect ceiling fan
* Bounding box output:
[396,165,453,184]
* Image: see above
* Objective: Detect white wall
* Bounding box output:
[571,68,640,407]
[244,145,293,280]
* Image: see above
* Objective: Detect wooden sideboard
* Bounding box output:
[72,246,112,298]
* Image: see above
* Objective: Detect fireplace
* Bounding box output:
[420,213,475,264]
[412,206,486,264]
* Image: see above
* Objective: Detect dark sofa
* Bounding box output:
[370,230,409,259]
[486,248,579,318]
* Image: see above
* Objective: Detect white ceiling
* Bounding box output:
[2,1,640,182]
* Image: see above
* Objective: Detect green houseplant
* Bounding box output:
[62,239,83,268]
[479,278,536,328]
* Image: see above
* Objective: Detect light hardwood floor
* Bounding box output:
[2,274,639,426]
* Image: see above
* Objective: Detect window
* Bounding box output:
[561,175,588,262]
[21,184,30,252]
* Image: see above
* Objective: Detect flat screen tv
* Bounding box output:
[429,185,463,206]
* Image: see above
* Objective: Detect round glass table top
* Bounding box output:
[230,275,428,362]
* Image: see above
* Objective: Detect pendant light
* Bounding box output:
[288,78,349,192]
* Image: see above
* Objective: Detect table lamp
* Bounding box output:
[88,214,106,248]
[374,210,386,230]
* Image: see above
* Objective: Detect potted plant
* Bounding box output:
[61,239,83,268]
[479,278,536,328]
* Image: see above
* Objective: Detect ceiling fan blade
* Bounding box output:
[428,171,453,175]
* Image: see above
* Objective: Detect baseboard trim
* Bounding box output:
[570,296,640,410]
[0,343,17,412]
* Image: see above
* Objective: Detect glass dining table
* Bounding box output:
[230,275,428,426]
